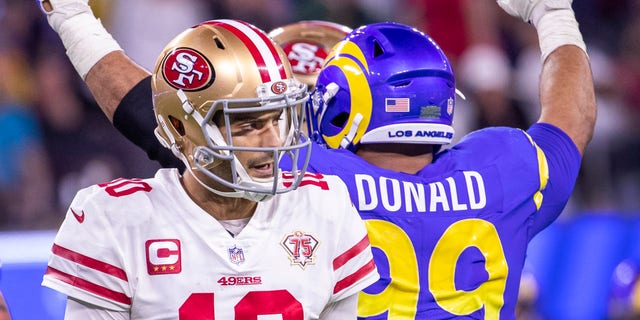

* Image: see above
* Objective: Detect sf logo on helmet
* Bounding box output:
[283,42,327,75]
[271,81,288,94]
[162,47,214,91]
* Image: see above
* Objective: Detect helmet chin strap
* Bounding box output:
[155,116,183,159]
[340,113,363,149]
[316,82,339,125]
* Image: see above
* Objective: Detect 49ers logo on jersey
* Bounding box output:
[282,41,328,76]
[146,239,182,275]
[281,231,319,269]
[162,47,214,91]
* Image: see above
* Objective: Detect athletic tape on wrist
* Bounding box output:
[535,9,587,62]
[56,13,122,79]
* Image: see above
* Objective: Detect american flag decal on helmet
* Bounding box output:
[385,98,410,112]
[202,20,287,83]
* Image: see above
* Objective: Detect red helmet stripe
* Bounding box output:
[208,20,287,83]
[238,20,288,80]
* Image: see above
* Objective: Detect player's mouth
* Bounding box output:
[249,162,275,179]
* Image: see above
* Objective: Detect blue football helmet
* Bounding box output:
[307,22,456,152]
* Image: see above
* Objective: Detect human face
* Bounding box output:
[216,109,286,179]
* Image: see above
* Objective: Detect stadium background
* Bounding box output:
[1,0,638,318]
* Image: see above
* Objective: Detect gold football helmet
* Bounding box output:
[152,19,310,201]
[268,20,352,89]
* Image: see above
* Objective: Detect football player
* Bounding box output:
[290,14,593,317]
[40,17,378,319]
[39,0,595,318]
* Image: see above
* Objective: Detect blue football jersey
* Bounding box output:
[282,123,581,319]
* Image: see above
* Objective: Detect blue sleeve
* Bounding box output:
[527,123,582,234]
[113,76,184,171]
[280,142,331,174]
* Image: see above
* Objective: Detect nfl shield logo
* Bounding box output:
[228,246,245,265]
[447,98,454,115]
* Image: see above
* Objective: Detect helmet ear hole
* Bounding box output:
[373,40,384,58]
[214,37,225,49]
[393,80,411,88]
[330,112,350,128]
[169,115,186,136]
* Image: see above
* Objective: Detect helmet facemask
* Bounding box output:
[188,80,311,201]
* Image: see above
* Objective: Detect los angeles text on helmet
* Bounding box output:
[355,171,487,213]
[387,130,454,139]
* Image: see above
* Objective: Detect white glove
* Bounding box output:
[37,0,122,79]
[38,0,92,33]
[496,0,585,61]
[496,0,573,27]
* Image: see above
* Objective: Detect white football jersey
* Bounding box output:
[42,168,378,319]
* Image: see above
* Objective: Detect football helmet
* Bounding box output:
[268,20,352,89]
[307,22,456,152]
[151,19,311,201]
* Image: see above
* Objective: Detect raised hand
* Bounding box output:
[37,0,121,79]
[496,0,573,26]
[38,0,92,32]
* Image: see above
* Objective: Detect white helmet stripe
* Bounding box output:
[214,19,287,82]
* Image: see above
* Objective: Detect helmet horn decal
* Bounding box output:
[322,41,372,149]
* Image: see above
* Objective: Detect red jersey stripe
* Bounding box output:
[333,258,376,294]
[45,266,132,305]
[333,235,371,270]
[52,244,128,281]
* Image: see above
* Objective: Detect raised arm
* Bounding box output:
[538,45,595,155]
[84,52,149,123]
[497,0,596,155]
[37,0,184,169]
[39,0,150,123]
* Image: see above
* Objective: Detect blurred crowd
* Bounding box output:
[0,0,638,231]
